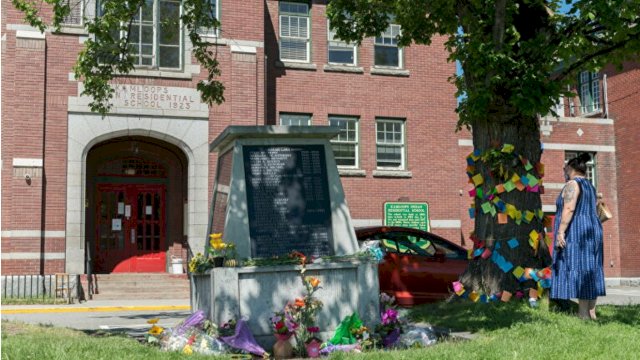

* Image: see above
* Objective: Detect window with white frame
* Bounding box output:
[579,71,601,114]
[279,2,310,62]
[280,113,312,126]
[99,0,182,69]
[565,151,597,188]
[62,0,84,26]
[196,0,219,37]
[329,116,359,167]
[376,118,405,169]
[374,24,402,68]
[553,96,564,117]
[327,20,356,65]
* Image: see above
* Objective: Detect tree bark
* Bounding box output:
[459,115,552,295]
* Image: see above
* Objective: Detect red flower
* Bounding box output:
[294,298,305,307]
[308,326,320,333]
[275,322,284,330]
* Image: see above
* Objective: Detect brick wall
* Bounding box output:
[2,0,634,278]
[606,62,640,277]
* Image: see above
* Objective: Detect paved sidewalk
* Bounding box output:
[1,299,190,314]
[2,286,638,315]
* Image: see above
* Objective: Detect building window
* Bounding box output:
[100,0,182,69]
[374,24,402,68]
[579,71,601,114]
[553,96,564,117]
[62,0,84,26]
[565,151,597,188]
[327,20,356,65]
[280,113,312,126]
[376,118,405,169]
[279,2,310,62]
[329,116,359,168]
[196,0,219,37]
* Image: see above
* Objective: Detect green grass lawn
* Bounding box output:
[2,300,639,359]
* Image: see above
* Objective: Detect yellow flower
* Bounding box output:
[146,318,159,324]
[209,233,226,251]
[148,325,164,336]
[183,344,193,355]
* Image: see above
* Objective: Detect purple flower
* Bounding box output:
[381,308,398,325]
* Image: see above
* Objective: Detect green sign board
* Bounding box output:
[384,202,430,231]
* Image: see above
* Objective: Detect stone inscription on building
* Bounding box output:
[243,145,332,258]
[114,85,199,111]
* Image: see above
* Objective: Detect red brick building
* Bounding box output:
[2,1,637,281]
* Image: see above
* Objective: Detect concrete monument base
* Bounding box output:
[190,259,380,348]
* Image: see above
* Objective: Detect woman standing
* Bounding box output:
[551,153,605,319]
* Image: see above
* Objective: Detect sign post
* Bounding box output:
[383,202,430,231]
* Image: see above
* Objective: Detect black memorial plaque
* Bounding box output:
[243,145,333,257]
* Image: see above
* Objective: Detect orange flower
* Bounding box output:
[308,277,320,288]
[289,251,307,265]
[294,298,305,307]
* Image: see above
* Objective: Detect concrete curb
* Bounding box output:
[1,305,190,314]
[605,278,640,287]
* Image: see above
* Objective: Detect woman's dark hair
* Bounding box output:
[566,153,591,175]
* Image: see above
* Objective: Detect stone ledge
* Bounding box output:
[275,61,318,71]
[323,64,364,73]
[338,169,366,177]
[370,67,410,77]
[372,170,413,178]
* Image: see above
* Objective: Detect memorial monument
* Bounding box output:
[191,126,379,347]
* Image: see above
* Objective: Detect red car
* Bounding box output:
[356,226,469,306]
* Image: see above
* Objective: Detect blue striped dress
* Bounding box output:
[551,177,606,300]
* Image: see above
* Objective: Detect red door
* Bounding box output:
[95,184,166,273]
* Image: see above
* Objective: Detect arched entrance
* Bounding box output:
[86,136,188,273]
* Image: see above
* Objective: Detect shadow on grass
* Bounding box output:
[407,298,538,333]
[408,298,640,334]
[595,304,640,326]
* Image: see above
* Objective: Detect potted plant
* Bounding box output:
[304,327,322,358]
[270,307,297,358]
[223,244,237,267]
[208,233,229,267]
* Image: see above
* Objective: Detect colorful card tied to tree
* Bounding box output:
[529,230,540,251]
[472,173,484,186]
[512,266,525,280]
[507,238,519,249]
[504,180,516,192]
[501,143,515,153]
[452,281,465,296]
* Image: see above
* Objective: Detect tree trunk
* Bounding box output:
[459,115,552,296]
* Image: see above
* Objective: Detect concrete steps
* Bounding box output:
[86,273,190,300]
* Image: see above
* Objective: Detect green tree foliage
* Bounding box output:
[325,0,639,295]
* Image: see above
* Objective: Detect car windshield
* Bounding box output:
[362,230,466,260]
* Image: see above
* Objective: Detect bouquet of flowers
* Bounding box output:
[271,305,298,339]
[145,318,165,345]
[375,293,406,348]
[208,233,232,258]
[188,252,213,274]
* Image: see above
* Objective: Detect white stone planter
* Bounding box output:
[190,259,380,347]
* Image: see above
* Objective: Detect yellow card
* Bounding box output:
[512,266,525,279]
[472,173,484,186]
[524,211,535,223]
